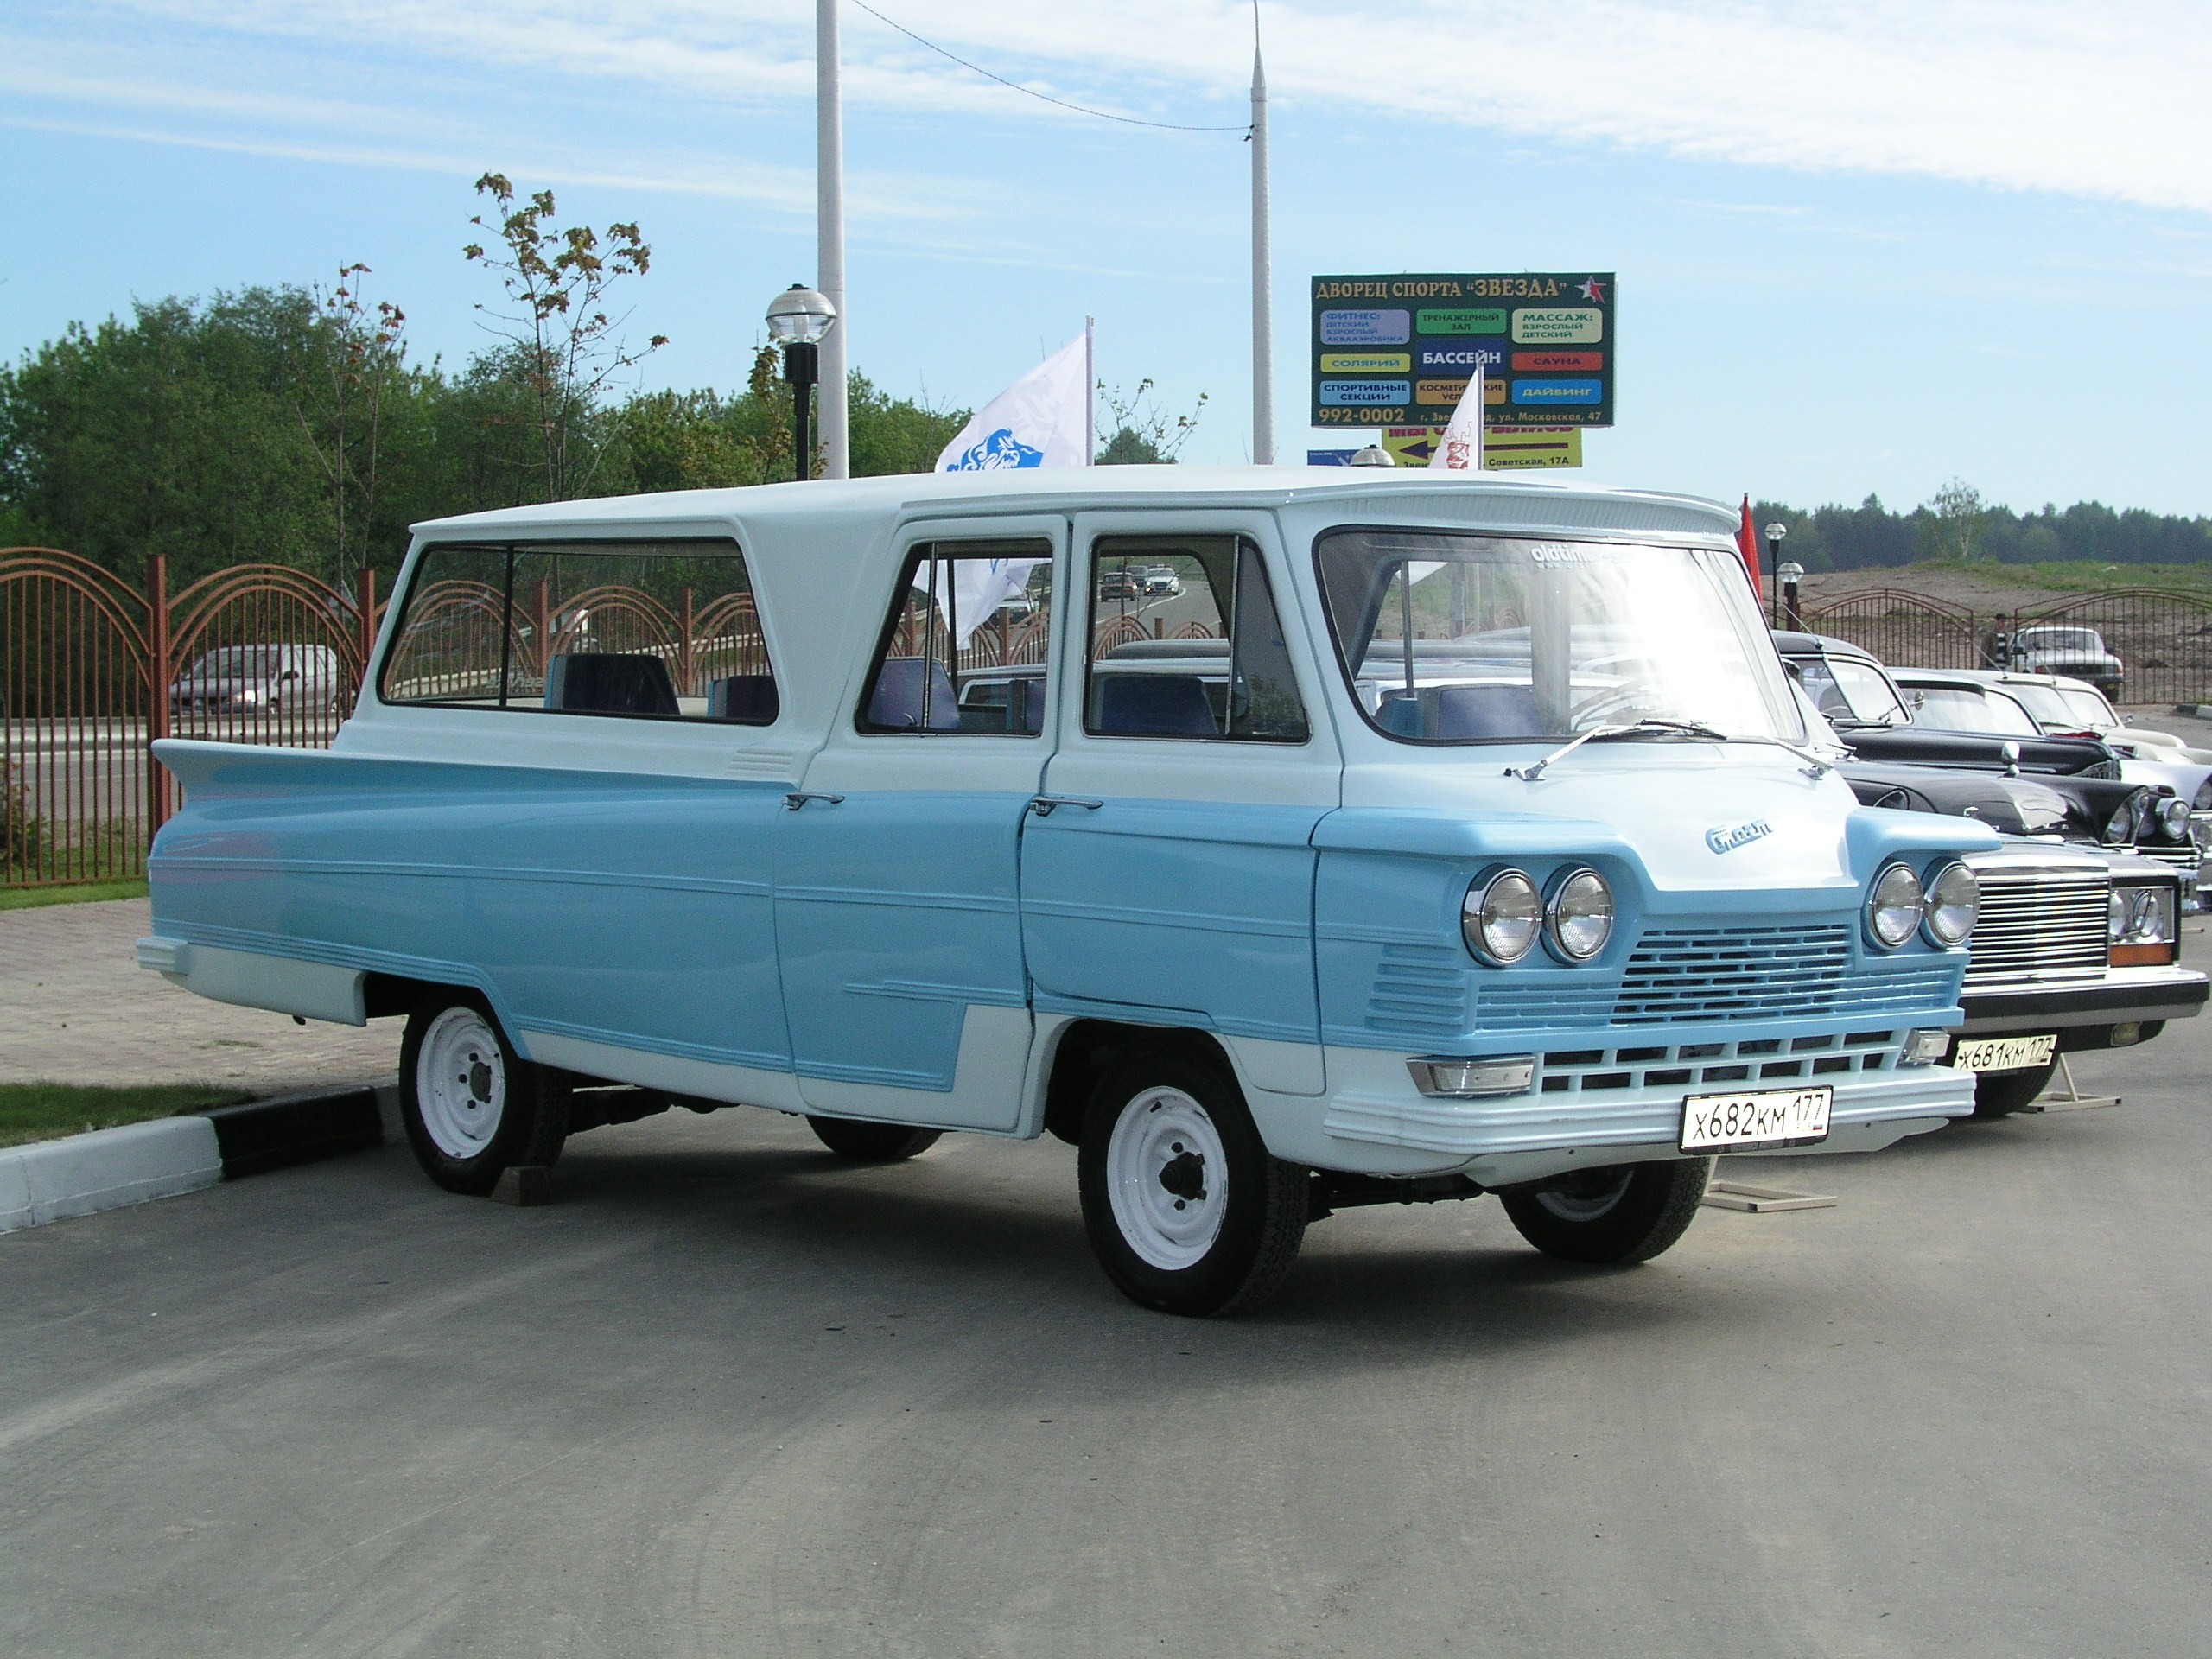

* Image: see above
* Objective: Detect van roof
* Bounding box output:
[409,465,1739,541]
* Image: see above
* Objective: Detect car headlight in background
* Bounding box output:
[1922,861,1978,947]
[1545,868,1614,963]
[1464,870,1542,964]
[2104,791,2148,844]
[2158,796,2193,839]
[2195,778,2212,812]
[2108,883,2178,966]
[1866,862,1924,949]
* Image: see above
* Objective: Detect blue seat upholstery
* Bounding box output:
[543,652,679,716]
[707,674,779,723]
[1092,673,1217,737]
[1375,694,1423,737]
[1435,683,1543,740]
[867,657,962,731]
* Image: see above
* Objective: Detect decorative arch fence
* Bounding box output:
[1,550,379,889]
[1800,586,2212,709]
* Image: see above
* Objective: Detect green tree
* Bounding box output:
[464,173,666,503]
[1095,378,1205,465]
[290,264,410,592]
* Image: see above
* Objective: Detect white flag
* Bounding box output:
[1429,368,1488,471]
[914,556,1047,649]
[937,335,1091,472]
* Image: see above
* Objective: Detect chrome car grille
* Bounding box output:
[2133,843,2202,878]
[1963,863,2107,987]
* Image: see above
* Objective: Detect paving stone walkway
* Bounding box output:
[1,899,397,1093]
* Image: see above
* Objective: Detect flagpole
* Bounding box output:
[1249,31,1274,465]
[817,0,849,479]
[1085,315,1096,466]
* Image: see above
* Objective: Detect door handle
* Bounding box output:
[1029,796,1103,817]
[783,791,846,810]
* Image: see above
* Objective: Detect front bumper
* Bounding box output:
[1956,965,2208,1033]
[1306,1043,1974,1182]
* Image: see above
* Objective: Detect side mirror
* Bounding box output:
[1999,739,2022,777]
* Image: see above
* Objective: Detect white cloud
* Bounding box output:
[8,1,2209,213]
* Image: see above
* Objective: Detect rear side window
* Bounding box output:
[857,539,1054,735]
[378,539,778,723]
[1084,535,1308,742]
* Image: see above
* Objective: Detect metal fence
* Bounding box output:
[1799,586,2212,709]
[2,549,379,889]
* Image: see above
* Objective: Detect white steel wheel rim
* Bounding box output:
[1105,1086,1228,1272]
[417,1007,506,1160]
[1535,1166,1635,1223]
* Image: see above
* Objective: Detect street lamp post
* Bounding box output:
[1777,559,1805,630]
[766,284,837,483]
[1762,521,1789,627]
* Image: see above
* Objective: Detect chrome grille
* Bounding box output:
[1964,864,2107,986]
[2133,843,2202,878]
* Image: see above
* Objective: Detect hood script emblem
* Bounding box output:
[1706,820,1773,854]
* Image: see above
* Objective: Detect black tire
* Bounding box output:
[806,1116,942,1161]
[1970,1059,2056,1119]
[399,992,569,1195]
[1077,1043,1307,1317]
[1499,1158,1713,1265]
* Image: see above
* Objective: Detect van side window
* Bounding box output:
[856,540,1053,735]
[378,539,778,723]
[1085,536,1308,742]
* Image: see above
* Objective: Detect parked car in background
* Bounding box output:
[168,644,346,716]
[1795,689,2205,1114]
[1976,671,2212,767]
[1772,633,2185,863]
[1992,625,2123,698]
[143,471,1993,1316]
[1891,667,2208,896]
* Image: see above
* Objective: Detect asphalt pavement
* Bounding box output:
[3,982,2209,1656]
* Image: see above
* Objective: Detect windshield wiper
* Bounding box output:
[1507,720,1834,783]
[1506,720,1727,782]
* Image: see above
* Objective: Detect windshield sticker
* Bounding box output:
[1706,820,1773,854]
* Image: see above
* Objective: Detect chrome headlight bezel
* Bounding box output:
[2158,796,2192,840]
[1866,861,1924,950]
[1543,867,1615,964]
[1463,868,1542,966]
[1921,860,1978,948]
[2109,882,2178,946]
[2105,791,2147,845]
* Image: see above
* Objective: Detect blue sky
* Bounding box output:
[3,1,2209,515]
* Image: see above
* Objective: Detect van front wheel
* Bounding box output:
[1499,1158,1712,1264]
[1077,1047,1306,1317]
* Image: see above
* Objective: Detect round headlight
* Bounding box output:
[2158,796,2192,839]
[2104,796,2142,844]
[1465,870,1541,964]
[1922,861,1978,947]
[1546,868,1615,963]
[1866,862,1923,949]
[2194,778,2212,812]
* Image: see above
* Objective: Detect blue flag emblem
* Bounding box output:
[949,428,1046,471]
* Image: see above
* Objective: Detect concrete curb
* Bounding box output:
[2171,705,2212,720]
[1,1117,224,1234]
[0,1084,390,1236]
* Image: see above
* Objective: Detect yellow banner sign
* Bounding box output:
[1382,426,1583,470]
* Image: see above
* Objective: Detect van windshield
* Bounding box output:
[1314,531,1802,744]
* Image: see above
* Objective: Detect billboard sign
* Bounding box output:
[1311,273,1615,429]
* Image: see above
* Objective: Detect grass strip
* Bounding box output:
[0,879,149,912]
[0,1082,252,1150]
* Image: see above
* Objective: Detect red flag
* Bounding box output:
[1735,495,1764,603]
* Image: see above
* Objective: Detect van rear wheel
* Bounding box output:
[400,994,569,1195]
[1499,1158,1712,1265]
[806,1116,942,1161]
[1077,1045,1306,1317]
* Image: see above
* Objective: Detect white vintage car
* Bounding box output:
[141,469,1990,1315]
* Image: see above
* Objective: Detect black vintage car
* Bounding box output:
[1774,632,2190,857]
[1778,636,2207,1116]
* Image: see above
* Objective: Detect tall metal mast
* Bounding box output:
[817,0,850,478]
[1249,32,1274,465]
